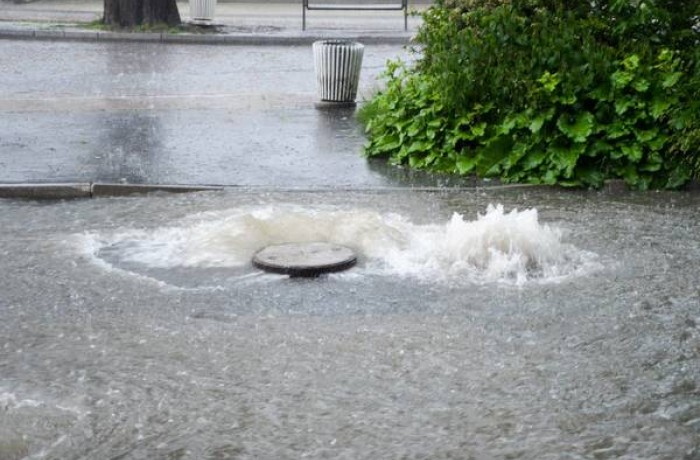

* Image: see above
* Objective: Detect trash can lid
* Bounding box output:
[313,39,364,48]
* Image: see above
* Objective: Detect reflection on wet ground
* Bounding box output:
[1,188,699,458]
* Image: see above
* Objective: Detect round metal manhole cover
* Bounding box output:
[252,242,357,277]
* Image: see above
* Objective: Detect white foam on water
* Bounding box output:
[79,204,600,285]
[0,391,43,410]
[372,204,598,284]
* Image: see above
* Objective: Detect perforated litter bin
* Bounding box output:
[313,40,364,105]
[189,0,216,23]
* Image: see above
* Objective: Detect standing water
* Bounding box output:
[0,188,699,459]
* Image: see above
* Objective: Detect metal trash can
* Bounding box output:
[189,0,216,23]
[313,40,364,105]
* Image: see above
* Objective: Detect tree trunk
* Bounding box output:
[104,0,181,28]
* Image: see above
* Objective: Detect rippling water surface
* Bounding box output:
[1,188,698,459]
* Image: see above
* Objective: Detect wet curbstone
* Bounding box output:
[62,29,100,41]
[0,29,35,39]
[90,183,223,196]
[33,29,66,40]
[97,31,163,42]
[1,27,413,46]
[0,183,223,199]
[0,183,92,199]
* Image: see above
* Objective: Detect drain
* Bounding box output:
[252,242,357,277]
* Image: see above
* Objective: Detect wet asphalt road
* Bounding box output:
[0,39,413,187]
[1,188,699,459]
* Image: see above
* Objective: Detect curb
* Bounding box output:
[0,183,223,199]
[0,27,414,46]
[2,182,700,199]
[91,183,223,196]
[0,183,92,199]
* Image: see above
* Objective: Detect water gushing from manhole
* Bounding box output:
[84,204,599,285]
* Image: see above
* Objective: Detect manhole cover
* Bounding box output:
[252,242,357,277]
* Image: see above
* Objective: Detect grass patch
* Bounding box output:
[78,20,220,35]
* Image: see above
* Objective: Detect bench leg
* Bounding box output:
[404,7,407,31]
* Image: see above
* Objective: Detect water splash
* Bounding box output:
[376,204,593,284]
[81,204,599,285]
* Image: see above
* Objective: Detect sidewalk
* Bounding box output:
[0,1,431,196]
[0,0,426,44]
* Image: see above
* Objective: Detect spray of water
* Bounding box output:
[82,204,598,285]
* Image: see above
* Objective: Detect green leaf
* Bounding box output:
[620,144,643,162]
[647,133,668,151]
[521,150,546,171]
[615,97,635,115]
[538,71,560,93]
[374,134,401,153]
[640,151,663,172]
[633,128,658,143]
[424,151,440,166]
[556,112,595,143]
[470,122,487,137]
[632,78,650,92]
[406,122,421,137]
[528,109,554,134]
[456,155,477,174]
[590,84,612,102]
[497,113,525,135]
[557,94,578,106]
[588,140,612,157]
[665,166,690,189]
[503,142,529,170]
[612,70,634,89]
[549,144,584,178]
[408,155,423,168]
[406,140,430,154]
[576,166,605,188]
[650,98,672,119]
[622,54,640,71]
[497,117,517,135]
[476,136,512,177]
[619,165,641,187]
[606,121,629,139]
[543,169,559,185]
[662,72,683,89]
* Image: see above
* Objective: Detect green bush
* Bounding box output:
[360,0,700,189]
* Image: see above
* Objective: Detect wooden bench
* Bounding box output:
[302,0,409,31]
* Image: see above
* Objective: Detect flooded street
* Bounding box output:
[2,30,699,460]
[1,188,699,459]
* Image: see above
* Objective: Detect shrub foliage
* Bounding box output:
[360,0,700,189]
